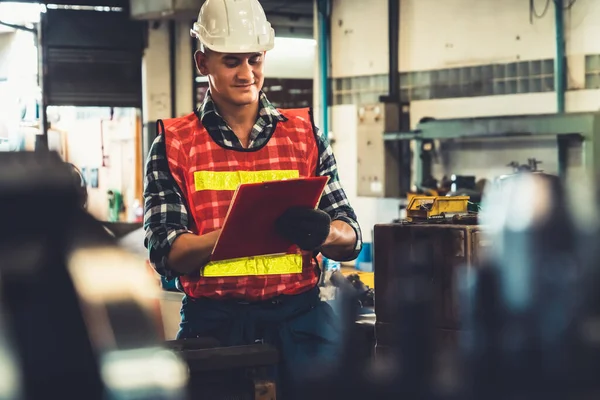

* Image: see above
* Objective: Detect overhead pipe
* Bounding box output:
[380,0,400,103]
[379,0,411,193]
[168,20,176,118]
[35,9,49,151]
[554,0,565,113]
[316,0,330,139]
[0,20,35,33]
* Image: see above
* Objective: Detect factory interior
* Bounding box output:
[1,0,600,398]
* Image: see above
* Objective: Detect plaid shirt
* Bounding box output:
[143,91,363,280]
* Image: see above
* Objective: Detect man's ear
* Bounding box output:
[194,50,209,76]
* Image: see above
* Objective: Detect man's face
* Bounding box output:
[196,49,265,107]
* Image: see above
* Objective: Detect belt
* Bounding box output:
[235,298,283,306]
[195,285,319,310]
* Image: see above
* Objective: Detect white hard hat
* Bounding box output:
[190,0,275,53]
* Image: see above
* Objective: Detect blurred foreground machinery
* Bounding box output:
[0,151,278,400]
[8,150,600,399]
[0,151,189,400]
[298,170,600,399]
[367,171,600,399]
[460,172,600,399]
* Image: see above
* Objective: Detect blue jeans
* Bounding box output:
[177,286,340,396]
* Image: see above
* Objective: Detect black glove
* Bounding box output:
[275,207,331,251]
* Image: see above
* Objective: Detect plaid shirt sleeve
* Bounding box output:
[314,127,363,261]
[143,134,192,279]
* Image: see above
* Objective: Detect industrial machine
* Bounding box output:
[373,223,484,359]
[383,111,600,190]
[405,195,471,223]
[366,171,600,399]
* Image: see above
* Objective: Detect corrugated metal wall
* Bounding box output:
[43,8,145,107]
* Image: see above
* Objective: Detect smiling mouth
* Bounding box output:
[234,83,255,88]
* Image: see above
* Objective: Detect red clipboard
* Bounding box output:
[210,176,329,261]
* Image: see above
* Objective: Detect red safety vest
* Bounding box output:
[160,108,320,301]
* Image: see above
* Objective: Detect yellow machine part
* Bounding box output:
[341,267,374,289]
[406,195,470,221]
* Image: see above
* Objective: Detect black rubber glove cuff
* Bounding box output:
[275,207,331,251]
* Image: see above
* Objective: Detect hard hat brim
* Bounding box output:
[201,42,275,54]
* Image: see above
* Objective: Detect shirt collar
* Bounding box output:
[198,90,287,126]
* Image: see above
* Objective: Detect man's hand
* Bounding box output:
[275,207,331,251]
[168,229,222,274]
[320,220,358,261]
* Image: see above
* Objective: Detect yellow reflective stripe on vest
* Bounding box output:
[202,253,303,277]
[194,170,300,191]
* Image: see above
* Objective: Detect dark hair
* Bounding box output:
[201,44,212,56]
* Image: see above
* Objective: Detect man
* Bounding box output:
[143,0,362,392]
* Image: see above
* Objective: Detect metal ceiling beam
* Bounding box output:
[1,0,127,5]
[268,14,312,28]
[129,0,314,36]
[384,112,600,141]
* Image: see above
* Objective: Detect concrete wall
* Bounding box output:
[264,37,316,79]
[0,32,15,80]
[325,0,600,240]
[142,22,172,122]
[331,0,600,76]
[397,0,600,71]
[175,21,194,117]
